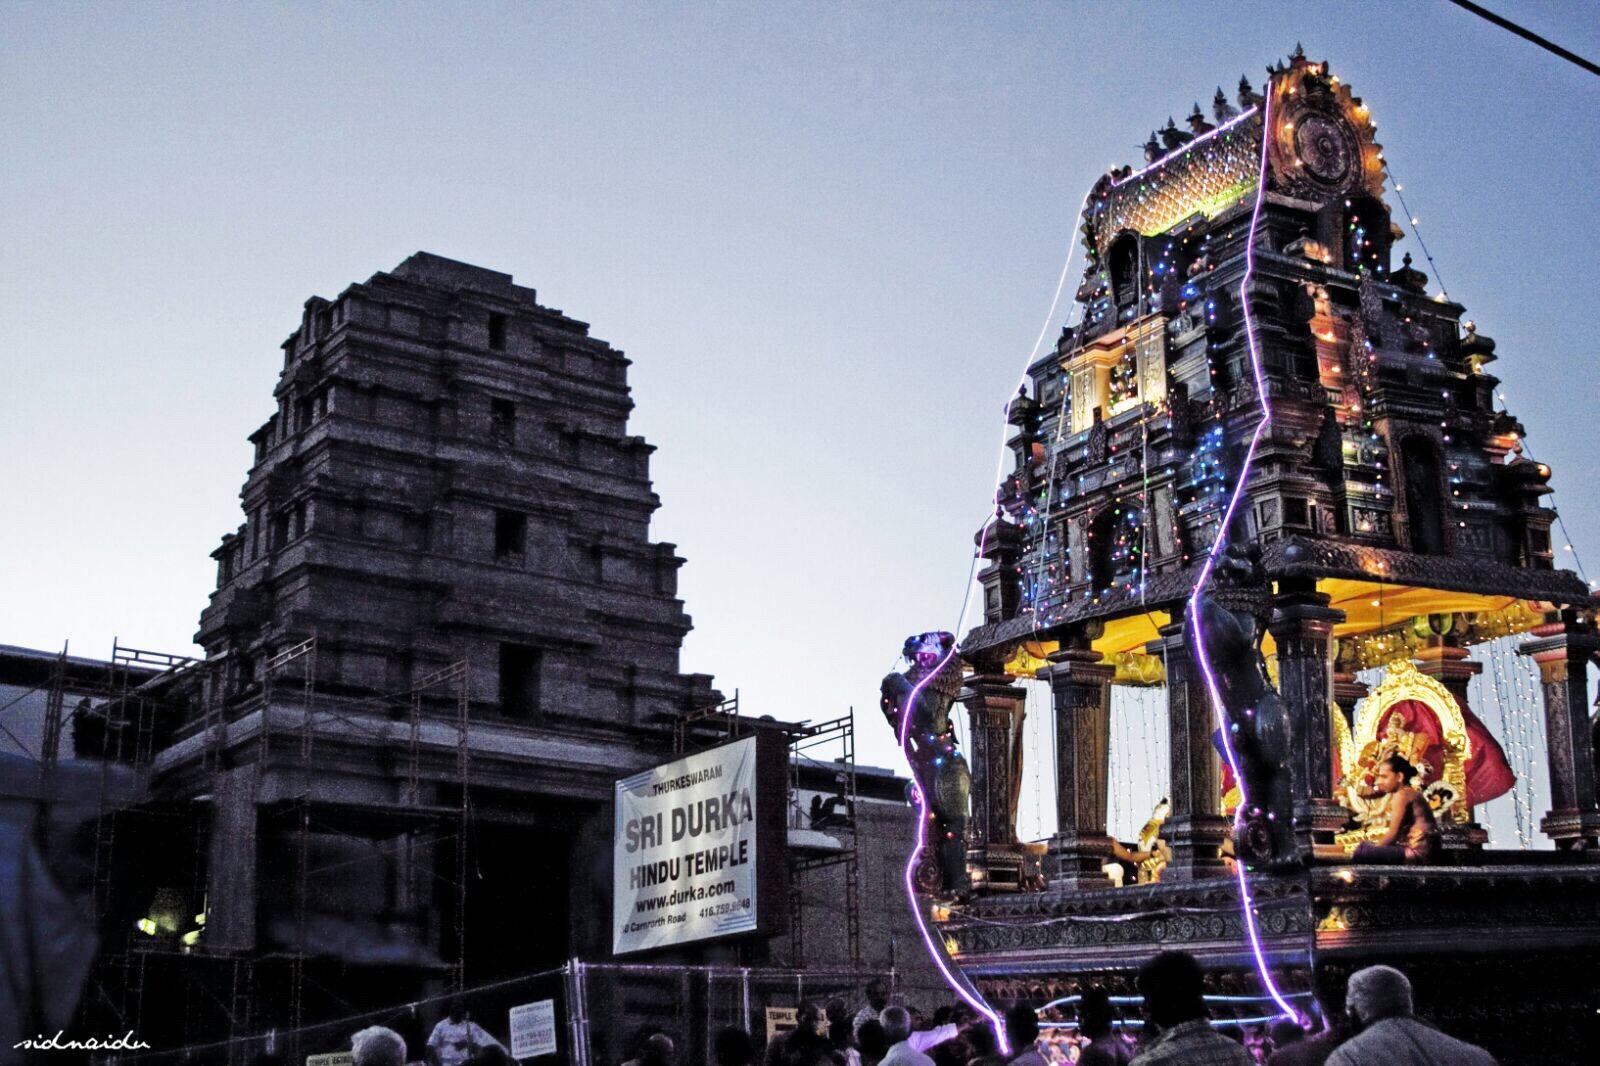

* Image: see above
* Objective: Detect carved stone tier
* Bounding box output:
[1267,579,1348,854]
[944,874,1314,973]
[960,535,1592,659]
[1038,640,1115,888]
[1519,613,1600,851]
[1146,622,1230,880]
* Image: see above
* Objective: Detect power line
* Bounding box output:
[1447,0,1600,78]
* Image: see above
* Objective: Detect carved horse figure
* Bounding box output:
[1191,543,1298,868]
[882,631,972,896]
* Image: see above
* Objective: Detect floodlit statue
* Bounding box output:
[882,631,972,897]
[1191,542,1297,868]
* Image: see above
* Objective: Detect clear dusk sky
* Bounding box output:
[3,2,1597,809]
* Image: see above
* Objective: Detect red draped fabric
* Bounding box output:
[1366,697,1516,807]
[1213,729,1238,814]
[1455,695,1517,806]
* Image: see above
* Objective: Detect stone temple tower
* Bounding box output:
[154,252,718,1028]
[198,251,714,722]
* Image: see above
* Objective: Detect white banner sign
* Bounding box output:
[508,1000,558,1059]
[613,736,759,953]
[765,1006,798,1044]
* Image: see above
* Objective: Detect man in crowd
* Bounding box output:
[351,1026,408,1066]
[714,1027,758,1066]
[624,1032,676,1066]
[879,1006,933,1066]
[854,978,891,1037]
[1326,966,1494,1066]
[1001,1004,1046,1066]
[425,999,506,1066]
[1076,987,1133,1066]
[856,1020,889,1065]
[1129,951,1250,1065]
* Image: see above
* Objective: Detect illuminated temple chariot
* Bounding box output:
[922,50,1599,1060]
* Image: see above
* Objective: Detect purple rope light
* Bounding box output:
[891,183,1100,1054]
[896,645,1011,1055]
[897,86,1295,1050]
[1182,76,1300,1021]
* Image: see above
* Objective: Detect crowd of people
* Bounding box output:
[329,954,1496,1066]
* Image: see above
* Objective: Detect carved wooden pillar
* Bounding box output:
[1415,636,1490,848]
[1147,622,1229,879]
[1267,578,1347,854]
[1331,674,1366,724]
[976,520,1023,626]
[1038,633,1114,887]
[1518,612,1600,851]
[1413,643,1481,709]
[961,673,1027,889]
[1331,672,1365,805]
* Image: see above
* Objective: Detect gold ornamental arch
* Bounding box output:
[1337,659,1473,851]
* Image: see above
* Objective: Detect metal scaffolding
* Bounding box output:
[23,634,483,1063]
[786,709,862,971]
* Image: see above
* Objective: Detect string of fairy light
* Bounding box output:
[887,180,1108,1059]
[1018,207,1248,614]
[929,54,1594,1031]
[1383,158,1593,590]
[981,79,1305,1013]
[1337,141,1591,853]
[1376,154,1591,850]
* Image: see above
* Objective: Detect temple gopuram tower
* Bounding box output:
[944,51,1599,1062]
[135,253,720,1046]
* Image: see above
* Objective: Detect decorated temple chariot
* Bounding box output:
[909,48,1600,1062]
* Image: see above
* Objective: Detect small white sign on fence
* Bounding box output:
[765,1006,798,1044]
[509,999,558,1059]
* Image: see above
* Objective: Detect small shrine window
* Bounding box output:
[488,313,507,351]
[270,509,291,552]
[1109,234,1141,317]
[1400,437,1445,555]
[494,509,527,561]
[499,643,542,719]
[1108,348,1140,411]
[1343,198,1389,276]
[1089,504,1144,595]
[490,398,516,445]
[234,653,255,693]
